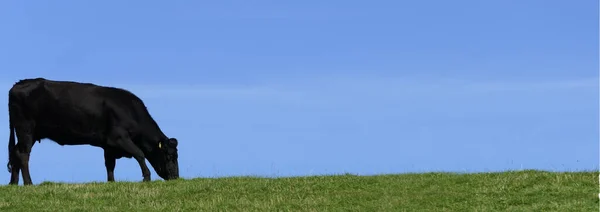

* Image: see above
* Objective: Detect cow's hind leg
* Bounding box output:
[8,151,21,185]
[14,127,35,185]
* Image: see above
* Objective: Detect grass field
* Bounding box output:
[0,170,596,211]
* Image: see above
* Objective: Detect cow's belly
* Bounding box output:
[36,126,106,146]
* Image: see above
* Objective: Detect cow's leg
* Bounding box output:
[8,150,21,185]
[108,131,151,182]
[104,149,116,182]
[118,141,151,182]
[14,127,35,185]
[7,141,33,185]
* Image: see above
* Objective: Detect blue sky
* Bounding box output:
[0,0,597,184]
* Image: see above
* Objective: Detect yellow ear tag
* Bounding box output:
[158,142,162,148]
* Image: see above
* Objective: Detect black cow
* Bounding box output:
[7,78,179,185]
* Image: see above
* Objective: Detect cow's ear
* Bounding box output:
[168,138,178,148]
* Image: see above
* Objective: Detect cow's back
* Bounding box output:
[10,79,128,145]
[9,78,165,147]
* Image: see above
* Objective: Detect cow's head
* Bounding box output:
[148,138,179,180]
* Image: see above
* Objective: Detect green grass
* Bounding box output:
[0,170,596,211]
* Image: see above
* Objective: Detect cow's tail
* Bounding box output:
[6,118,14,173]
[6,107,15,173]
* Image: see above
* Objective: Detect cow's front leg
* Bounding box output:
[104,149,117,182]
[108,129,151,182]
